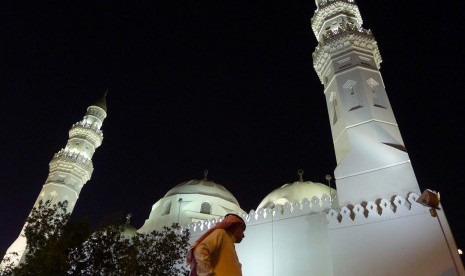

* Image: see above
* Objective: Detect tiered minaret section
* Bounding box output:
[43,96,107,210]
[311,0,420,205]
[3,94,107,266]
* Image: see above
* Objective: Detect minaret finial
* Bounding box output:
[203,169,209,181]
[91,91,108,113]
[325,174,333,205]
[298,169,304,182]
[126,213,132,225]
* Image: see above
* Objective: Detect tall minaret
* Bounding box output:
[311,0,420,205]
[3,94,107,265]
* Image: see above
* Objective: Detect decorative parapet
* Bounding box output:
[49,149,94,182]
[326,193,427,228]
[184,193,427,235]
[69,121,104,147]
[86,105,107,121]
[52,149,92,167]
[318,0,355,8]
[312,28,382,83]
[185,194,334,234]
[311,0,361,38]
[321,23,373,44]
[72,121,103,136]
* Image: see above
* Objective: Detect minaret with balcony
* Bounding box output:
[311,0,420,205]
[3,94,107,265]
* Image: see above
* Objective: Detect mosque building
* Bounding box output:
[3,0,464,275]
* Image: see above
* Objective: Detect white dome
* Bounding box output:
[120,224,137,238]
[138,179,244,233]
[165,179,240,205]
[257,180,336,210]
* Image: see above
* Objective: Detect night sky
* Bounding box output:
[1,0,464,257]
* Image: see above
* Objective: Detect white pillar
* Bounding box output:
[2,94,107,267]
[311,0,420,205]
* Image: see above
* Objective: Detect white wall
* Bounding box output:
[188,196,334,276]
[187,194,464,276]
[328,194,463,276]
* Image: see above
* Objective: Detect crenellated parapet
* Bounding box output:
[48,149,94,182]
[312,29,382,83]
[185,194,334,234]
[312,0,361,39]
[326,193,426,228]
[317,0,356,8]
[185,193,428,235]
[320,23,373,44]
[69,121,104,148]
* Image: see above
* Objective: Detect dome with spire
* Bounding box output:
[138,173,244,234]
[120,213,137,238]
[257,180,337,210]
[164,179,240,206]
[257,171,337,210]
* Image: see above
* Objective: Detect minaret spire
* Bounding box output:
[311,0,420,205]
[92,91,108,113]
[3,95,107,266]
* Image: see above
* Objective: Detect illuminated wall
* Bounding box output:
[188,194,464,275]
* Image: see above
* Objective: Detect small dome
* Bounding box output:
[165,179,239,205]
[257,181,336,209]
[120,224,137,238]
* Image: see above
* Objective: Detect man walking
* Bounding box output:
[187,213,246,276]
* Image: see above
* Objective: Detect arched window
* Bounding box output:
[367,78,387,109]
[200,202,211,214]
[343,80,363,111]
[162,201,171,215]
[329,92,339,125]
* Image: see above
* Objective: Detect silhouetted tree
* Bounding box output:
[68,224,190,275]
[1,201,190,276]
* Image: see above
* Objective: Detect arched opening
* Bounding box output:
[200,202,211,214]
[162,201,171,215]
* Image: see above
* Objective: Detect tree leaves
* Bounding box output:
[68,224,190,275]
[1,201,190,276]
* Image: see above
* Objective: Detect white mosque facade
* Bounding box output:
[139,0,465,274]
[3,0,465,275]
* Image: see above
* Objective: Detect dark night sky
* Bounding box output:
[1,0,464,257]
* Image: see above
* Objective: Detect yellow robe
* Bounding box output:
[193,229,242,276]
